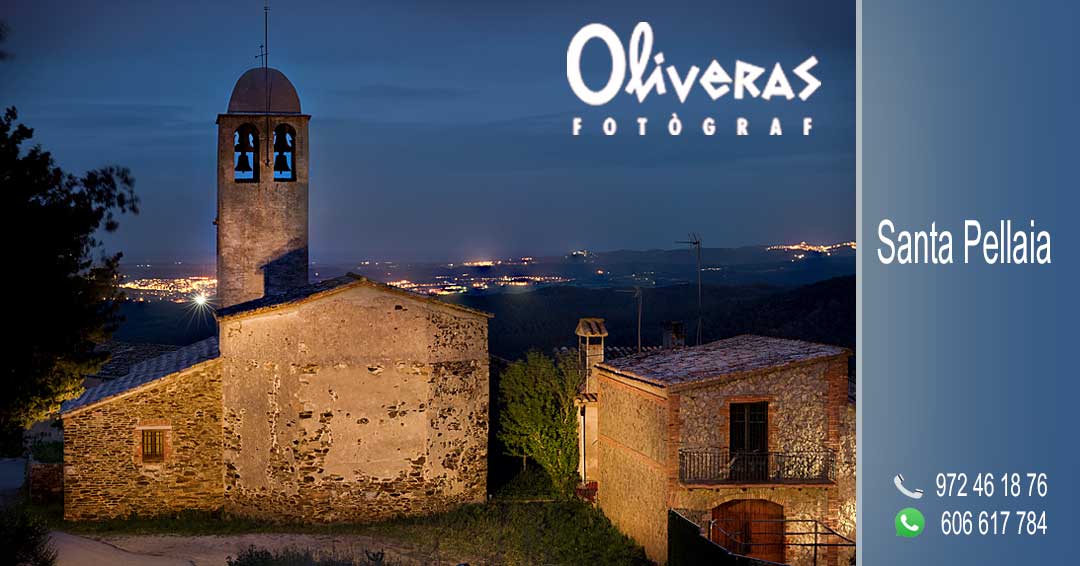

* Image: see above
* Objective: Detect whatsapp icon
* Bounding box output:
[895,507,925,538]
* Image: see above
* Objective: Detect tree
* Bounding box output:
[1,107,137,430]
[497,350,583,495]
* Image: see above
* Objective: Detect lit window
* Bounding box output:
[273,124,296,181]
[234,124,259,182]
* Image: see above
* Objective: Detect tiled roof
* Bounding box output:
[61,337,220,414]
[91,341,181,380]
[600,335,848,387]
[553,344,663,362]
[604,345,663,359]
[216,274,492,320]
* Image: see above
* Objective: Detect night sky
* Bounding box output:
[0,0,854,263]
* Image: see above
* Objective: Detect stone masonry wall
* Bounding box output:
[596,373,670,562]
[835,403,857,564]
[677,362,830,454]
[667,357,854,566]
[595,355,854,566]
[63,362,224,520]
[28,461,63,503]
[216,113,310,309]
[220,284,488,522]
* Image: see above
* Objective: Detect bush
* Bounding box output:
[493,465,560,500]
[0,505,57,566]
[497,351,582,496]
[226,546,390,566]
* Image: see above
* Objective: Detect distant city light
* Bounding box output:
[767,240,856,254]
[120,276,216,303]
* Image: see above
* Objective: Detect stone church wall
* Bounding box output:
[219,284,488,522]
[62,361,224,520]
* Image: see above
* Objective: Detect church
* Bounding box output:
[60,67,492,522]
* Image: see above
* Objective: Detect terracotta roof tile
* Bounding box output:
[600,335,847,387]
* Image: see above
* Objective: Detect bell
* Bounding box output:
[273,152,291,175]
[273,130,293,152]
[236,153,252,172]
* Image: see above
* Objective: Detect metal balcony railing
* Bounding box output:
[679,448,836,484]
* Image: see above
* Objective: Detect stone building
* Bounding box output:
[217,67,310,309]
[60,67,491,522]
[588,330,855,565]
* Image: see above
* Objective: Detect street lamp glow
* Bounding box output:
[193,293,208,306]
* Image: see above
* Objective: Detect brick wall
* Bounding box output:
[62,361,224,520]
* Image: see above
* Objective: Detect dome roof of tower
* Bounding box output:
[227,67,301,114]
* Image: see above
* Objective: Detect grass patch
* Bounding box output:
[51,501,649,565]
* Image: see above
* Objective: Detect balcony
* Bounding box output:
[678,448,836,485]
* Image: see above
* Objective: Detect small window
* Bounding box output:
[273,124,296,181]
[234,124,259,182]
[141,429,165,463]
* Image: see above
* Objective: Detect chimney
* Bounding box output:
[575,317,608,394]
[663,321,686,348]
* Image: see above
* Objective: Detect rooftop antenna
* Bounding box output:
[676,233,703,345]
[256,0,272,166]
[618,286,644,353]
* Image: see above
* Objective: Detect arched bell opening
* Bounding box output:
[273,123,297,181]
[233,124,259,182]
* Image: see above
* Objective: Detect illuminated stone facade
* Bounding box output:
[594,336,855,565]
[61,277,490,522]
[62,359,224,521]
[219,280,490,521]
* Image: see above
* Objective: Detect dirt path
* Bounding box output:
[52,532,194,566]
[91,533,469,565]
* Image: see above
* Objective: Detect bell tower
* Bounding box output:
[216,67,310,308]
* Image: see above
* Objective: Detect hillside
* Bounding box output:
[111,275,854,362]
[445,275,854,360]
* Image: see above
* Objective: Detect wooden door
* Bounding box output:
[711,499,785,563]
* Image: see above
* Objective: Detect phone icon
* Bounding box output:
[894,473,924,499]
[895,507,925,538]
